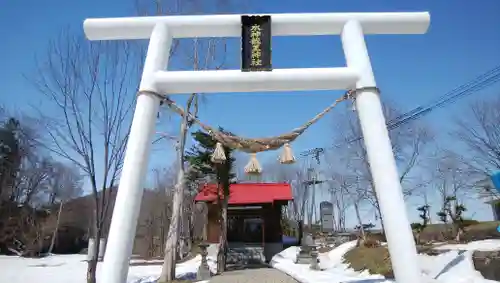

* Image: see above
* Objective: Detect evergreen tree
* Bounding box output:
[185,128,236,190]
[0,118,21,200]
[185,128,235,273]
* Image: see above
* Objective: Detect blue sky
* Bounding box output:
[2,0,500,225]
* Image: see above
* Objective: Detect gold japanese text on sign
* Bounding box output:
[241,15,272,72]
[250,24,262,67]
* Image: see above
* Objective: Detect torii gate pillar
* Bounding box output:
[341,19,421,280]
[83,12,430,283]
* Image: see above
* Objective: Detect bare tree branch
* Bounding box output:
[329,104,433,229]
[29,28,139,283]
[454,97,500,176]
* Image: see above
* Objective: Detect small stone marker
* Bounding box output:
[320,201,334,233]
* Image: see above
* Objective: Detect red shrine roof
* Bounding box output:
[194,183,293,205]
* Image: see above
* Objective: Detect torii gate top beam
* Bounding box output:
[83,12,430,40]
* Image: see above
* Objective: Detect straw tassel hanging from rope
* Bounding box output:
[279,143,296,164]
[244,153,262,175]
[211,142,227,164]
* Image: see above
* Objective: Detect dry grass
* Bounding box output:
[343,246,393,278]
[465,221,499,232]
[419,221,500,243]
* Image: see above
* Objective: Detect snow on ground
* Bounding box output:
[0,253,215,283]
[1,240,499,283]
[271,242,388,283]
[271,240,500,283]
[433,240,500,251]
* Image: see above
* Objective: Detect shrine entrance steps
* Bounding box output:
[203,243,298,283]
[226,245,266,266]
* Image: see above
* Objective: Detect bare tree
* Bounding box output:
[0,155,50,255]
[266,163,312,239]
[136,166,180,258]
[8,156,45,205]
[432,152,468,202]
[45,161,83,254]
[294,169,311,229]
[4,157,82,256]
[430,151,470,241]
[0,145,82,256]
[31,30,138,283]
[324,171,354,232]
[263,163,310,222]
[454,96,500,195]
[5,117,59,208]
[261,161,304,234]
[323,150,368,236]
[330,105,433,230]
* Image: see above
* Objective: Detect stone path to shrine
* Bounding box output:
[207,267,299,283]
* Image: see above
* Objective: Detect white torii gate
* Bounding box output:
[83,12,430,283]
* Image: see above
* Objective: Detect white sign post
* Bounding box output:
[83,12,430,283]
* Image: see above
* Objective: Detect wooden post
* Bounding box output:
[261,206,265,247]
[203,203,208,241]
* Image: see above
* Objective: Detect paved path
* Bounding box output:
[208,267,299,283]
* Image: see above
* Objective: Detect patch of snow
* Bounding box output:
[0,253,214,283]
[418,250,493,283]
[433,240,500,251]
[270,240,499,283]
[130,259,164,264]
[271,242,387,283]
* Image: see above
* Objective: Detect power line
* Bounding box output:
[386,66,500,124]
[388,69,500,130]
[299,65,500,156]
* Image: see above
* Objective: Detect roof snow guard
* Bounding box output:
[194,183,293,205]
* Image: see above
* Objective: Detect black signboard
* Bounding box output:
[241,15,272,72]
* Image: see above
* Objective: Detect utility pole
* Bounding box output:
[303,167,325,231]
[301,148,324,229]
[300,147,324,164]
